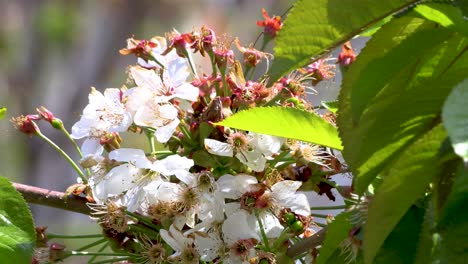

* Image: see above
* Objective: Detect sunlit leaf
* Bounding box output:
[0,107,6,120]
[338,15,468,194]
[321,101,339,114]
[415,3,468,37]
[215,106,342,150]
[0,176,35,263]
[267,0,419,83]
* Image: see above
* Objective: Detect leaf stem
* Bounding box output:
[255,210,271,251]
[59,126,84,158]
[272,227,291,251]
[76,238,107,252]
[47,233,103,239]
[126,210,161,231]
[36,129,87,183]
[208,51,221,95]
[66,251,138,257]
[88,242,109,263]
[146,130,157,155]
[89,257,133,264]
[310,205,347,210]
[310,213,330,219]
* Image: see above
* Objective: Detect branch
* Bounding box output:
[286,227,328,259]
[13,182,91,215]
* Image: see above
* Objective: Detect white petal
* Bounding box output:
[130,66,161,91]
[236,150,266,172]
[271,180,302,195]
[271,181,311,216]
[250,133,284,156]
[81,138,103,156]
[70,118,93,139]
[216,174,258,199]
[124,87,152,115]
[160,229,182,252]
[93,164,139,200]
[261,212,283,238]
[166,57,189,86]
[153,155,194,184]
[173,83,199,101]
[194,232,222,261]
[158,104,178,119]
[142,180,164,204]
[103,88,122,103]
[155,119,179,143]
[222,210,259,245]
[109,148,152,169]
[204,139,233,157]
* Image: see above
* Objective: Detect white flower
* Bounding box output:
[124,86,180,143]
[204,138,234,157]
[204,132,284,172]
[130,66,199,102]
[249,132,284,157]
[89,163,141,204]
[270,180,310,216]
[160,224,199,263]
[217,174,258,199]
[71,88,132,140]
[217,174,310,238]
[89,148,167,212]
[193,230,223,262]
[222,210,259,264]
[151,154,194,184]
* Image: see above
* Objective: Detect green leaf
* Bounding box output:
[338,15,468,194]
[360,15,393,37]
[267,0,419,83]
[442,78,468,163]
[0,176,35,263]
[321,100,339,114]
[316,212,351,264]
[437,165,468,263]
[374,205,426,264]
[364,124,447,264]
[414,198,437,264]
[215,106,342,150]
[0,107,6,120]
[324,247,364,264]
[438,164,468,230]
[415,3,468,37]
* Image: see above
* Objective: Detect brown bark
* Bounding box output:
[13,182,91,216]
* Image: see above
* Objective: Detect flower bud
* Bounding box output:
[49,243,66,262]
[257,8,282,39]
[35,226,48,248]
[337,41,356,67]
[163,31,196,58]
[11,114,41,136]
[200,26,216,55]
[213,47,234,72]
[119,37,158,61]
[304,58,336,86]
[37,106,63,129]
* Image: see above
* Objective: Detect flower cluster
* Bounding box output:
[15,9,349,264]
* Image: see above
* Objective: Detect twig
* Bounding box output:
[13,182,91,215]
[286,227,328,259]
